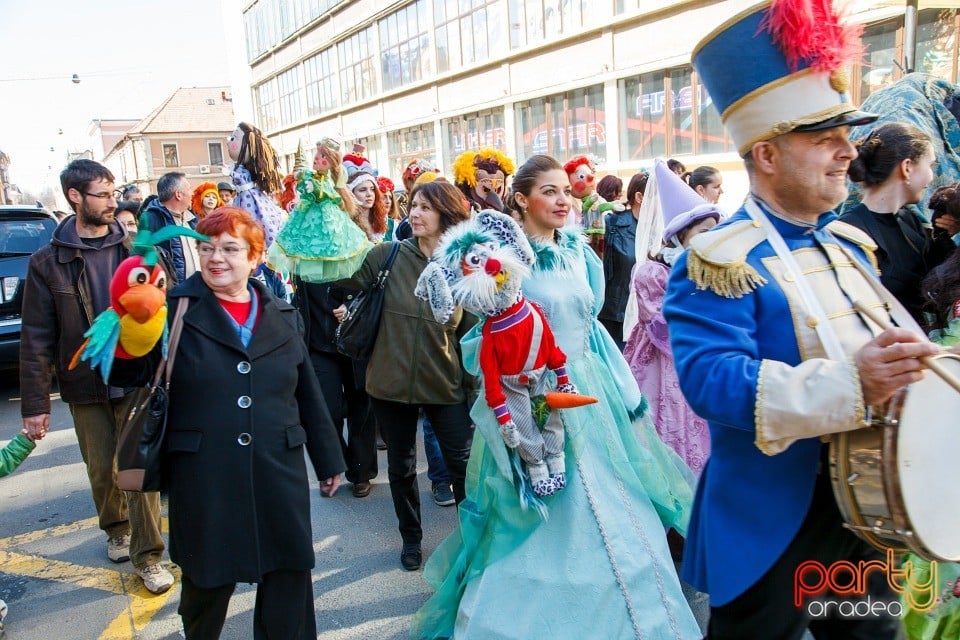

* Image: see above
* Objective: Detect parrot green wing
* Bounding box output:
[80,308,121,382]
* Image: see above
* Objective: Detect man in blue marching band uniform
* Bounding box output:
[664,1,941,638]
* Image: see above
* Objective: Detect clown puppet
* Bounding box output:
[564,155,624,256]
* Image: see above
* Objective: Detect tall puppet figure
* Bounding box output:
[227,122,286,248]
[452,147,515,213]
[267,139,370,282]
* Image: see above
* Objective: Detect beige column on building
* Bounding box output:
[603,78,621,169]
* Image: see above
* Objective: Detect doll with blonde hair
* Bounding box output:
[267,138,370,282]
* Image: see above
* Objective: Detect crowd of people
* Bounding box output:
[7,1,960,638]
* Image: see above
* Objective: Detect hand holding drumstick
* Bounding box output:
[854,301,958,406]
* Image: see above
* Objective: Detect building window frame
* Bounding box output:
[387,124,437,182]
[162,143,180,169]
[618,66,735,162]
[207,141,224,167]
[277,65,305,127]
[255,78,280,133]
[849,9,960,105]
[514,84,606,164]
[304,47,338,116]
[338,27,378,105]
[442,108,508,161]
[380,0,430,91]
[435,0,506,72]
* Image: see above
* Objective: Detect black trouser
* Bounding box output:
[179,569,316,640]
[369,398,473,545]
[311,351,377,484]
[707,464,899,640]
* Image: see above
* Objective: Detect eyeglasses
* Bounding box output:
[83,191,117,201]
[197,244,248,258]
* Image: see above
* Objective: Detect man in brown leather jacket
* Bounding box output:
[19,159,173,594]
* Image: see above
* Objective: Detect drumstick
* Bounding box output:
[854,300,960,395]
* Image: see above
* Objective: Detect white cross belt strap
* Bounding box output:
[744,198,846,361]
[522,304,544,372]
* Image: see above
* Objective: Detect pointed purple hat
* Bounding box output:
[656,158,721,245]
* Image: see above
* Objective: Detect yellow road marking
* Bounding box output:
[0,549,125,594]
[0,516,98,550]
[98,568,181,640]
[0,515,176,639]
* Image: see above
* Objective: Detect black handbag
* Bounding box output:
[336,242,402,360]
[116,298,188,492]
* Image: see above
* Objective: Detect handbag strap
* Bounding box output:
[149,298,189,390]
[373,241,402,290]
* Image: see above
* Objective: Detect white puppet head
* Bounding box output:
[416,210,536,321]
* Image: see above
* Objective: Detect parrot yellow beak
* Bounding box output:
[494,272,508,289]
[119,284,166,324]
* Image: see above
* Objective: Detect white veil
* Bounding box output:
[621,161,665,340]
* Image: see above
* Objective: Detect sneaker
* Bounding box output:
[107,534,131,563]
[400,543,422,571]
[432,482,455,507]
[137,562,175,594]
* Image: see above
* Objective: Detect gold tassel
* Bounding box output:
[861,245,879,274]
[687,250,768,299]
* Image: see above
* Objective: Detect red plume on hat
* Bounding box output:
[761,0,863,73]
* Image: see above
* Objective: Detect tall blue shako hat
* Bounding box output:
[692,0,878,156]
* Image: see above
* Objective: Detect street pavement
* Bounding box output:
[0,371,457,639]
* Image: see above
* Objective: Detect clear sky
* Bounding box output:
[0,0,233,198]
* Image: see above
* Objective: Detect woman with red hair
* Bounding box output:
[378,175,402,241]
[111,206,345,639]
[191,182,223,219]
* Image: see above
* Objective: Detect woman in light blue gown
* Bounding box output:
[411,155,700,640]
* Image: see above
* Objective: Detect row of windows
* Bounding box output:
[244,0,634,64]
[254,5,960,135]
[275,3,960,178]
[160,142,224,169]
[245,0,345,60]
[374,69,737,180]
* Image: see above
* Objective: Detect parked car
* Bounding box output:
[0,205,58,370]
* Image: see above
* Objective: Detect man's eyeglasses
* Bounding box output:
[198,244,248,258]
[83,191,117,201]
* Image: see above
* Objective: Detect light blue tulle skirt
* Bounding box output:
[411,350,701,640]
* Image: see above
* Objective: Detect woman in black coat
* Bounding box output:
[599,171,648,350]
[115,207,345,639]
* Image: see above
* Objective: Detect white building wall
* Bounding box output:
[240,0,958,209]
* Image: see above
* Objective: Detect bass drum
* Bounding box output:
[830,353,960,562]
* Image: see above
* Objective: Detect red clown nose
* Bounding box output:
[484,257,501,276]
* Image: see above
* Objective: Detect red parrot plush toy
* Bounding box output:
[70,222,208,382]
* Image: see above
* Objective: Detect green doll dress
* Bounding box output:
[267,169,370,283]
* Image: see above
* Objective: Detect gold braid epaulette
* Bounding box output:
[825,220,880,273]
[686,220,769,299]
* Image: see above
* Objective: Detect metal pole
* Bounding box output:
[904,0,919,74]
